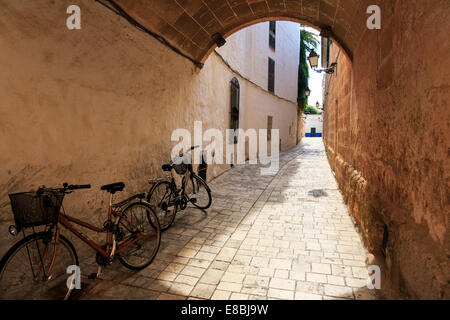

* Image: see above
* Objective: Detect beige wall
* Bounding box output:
[322,0,449,299]
[216,20,300,152]
[0,0,300,255]
[218,21,300,103]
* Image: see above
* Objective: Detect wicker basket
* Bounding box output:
[8,191,64,229]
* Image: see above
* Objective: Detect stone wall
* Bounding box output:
[323,0,449,299]
[0,0,300,257]
[296,113,305,145]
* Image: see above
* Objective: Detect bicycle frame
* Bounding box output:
[34,193,148,281]
[168,172,193,202]
[57,193,146,259]
[175,165,198,192]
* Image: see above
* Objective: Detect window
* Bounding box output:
[230,77,240,144]
[321,38,332,68]
[268,58,275,93]
[267,116,273,141]
[269,21,276,50]
[326,39,332,67]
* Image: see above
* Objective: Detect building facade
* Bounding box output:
[304,114,323,137]
[216,21,301,155]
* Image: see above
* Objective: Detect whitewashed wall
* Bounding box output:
[304,115,323,137]
[216,21,300,150]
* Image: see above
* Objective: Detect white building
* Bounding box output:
[216,21,301,151]
[303,114,323,137]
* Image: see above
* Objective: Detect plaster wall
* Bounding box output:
[216,20,300,151]
[0,0,300,257]
[304,115,323,136]
[217,21,300,103]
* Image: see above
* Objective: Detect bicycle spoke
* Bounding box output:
[148,181,177,230]
[186,175,211,209]
[0,233,77,300]
[117,203,160,269]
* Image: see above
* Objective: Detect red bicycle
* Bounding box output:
[0,182,161,300]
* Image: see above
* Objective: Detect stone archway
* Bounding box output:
[97,0,450,300]
[104,0,365,66]
[0,0,447,300]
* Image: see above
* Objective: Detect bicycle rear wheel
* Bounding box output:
[117,202,161,270]
[0,231,78,300]
[147,180,178,231]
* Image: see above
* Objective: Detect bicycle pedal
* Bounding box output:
[88,273,98,280]
[190,198,197,204]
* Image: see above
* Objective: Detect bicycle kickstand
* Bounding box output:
[88,266,103,280]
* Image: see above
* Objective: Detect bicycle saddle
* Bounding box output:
[101,182,125,194]
[162,164,172,172]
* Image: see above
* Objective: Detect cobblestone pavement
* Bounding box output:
[78,138,378,300]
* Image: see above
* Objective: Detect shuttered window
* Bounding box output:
[230,77,240,144]
[267,116,273,141]
[268,58,275,93]
[269,21,276,50]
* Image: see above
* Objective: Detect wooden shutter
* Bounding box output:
[269,21,276,50]
[268,58,275,93]
[230,78,240,144]
[267,116,273,141]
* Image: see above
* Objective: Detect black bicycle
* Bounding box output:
[147,146,212,230]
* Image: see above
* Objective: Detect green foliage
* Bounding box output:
[298,28,318,110]
[304,105,321,115]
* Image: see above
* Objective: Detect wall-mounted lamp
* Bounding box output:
[212,33,226,47]
[305,87,311,97]
[307,49,337,74]
[321,62,337,74]
[307,49,319,69]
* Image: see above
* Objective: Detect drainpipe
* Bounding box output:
[296,97,304,145]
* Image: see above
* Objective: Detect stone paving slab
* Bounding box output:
[78,139,379,300]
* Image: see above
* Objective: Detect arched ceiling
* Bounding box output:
[108,0,369,66]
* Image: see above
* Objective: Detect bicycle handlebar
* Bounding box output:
[181,145,200,156]
[174,145,201,161]
[66,184,91,190]
[37,183,91,194]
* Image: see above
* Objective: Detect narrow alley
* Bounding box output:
[78,139,376,300]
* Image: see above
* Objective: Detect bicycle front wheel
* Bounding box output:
[118,202,161,270]
[0,231,78,300]
[147,180,178,231]
[185,174,212,210]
